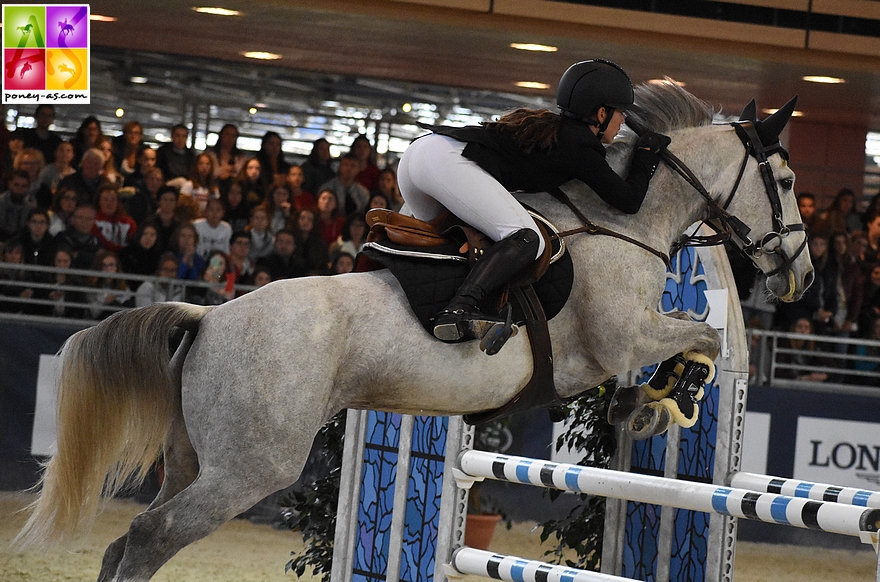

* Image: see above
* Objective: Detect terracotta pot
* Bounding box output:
[464,513,502,550]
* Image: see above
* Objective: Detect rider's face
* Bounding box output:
[600,108,625,145]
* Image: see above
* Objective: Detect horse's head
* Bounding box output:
[721,97,814,302]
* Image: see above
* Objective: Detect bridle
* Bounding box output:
[661,120,807,277]
[553,119,807,277]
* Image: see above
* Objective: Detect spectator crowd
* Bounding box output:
[0,105,406,318]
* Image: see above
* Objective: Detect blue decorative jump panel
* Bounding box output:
[624,247,716,582]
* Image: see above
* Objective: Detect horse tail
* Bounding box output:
[14,302,211,549]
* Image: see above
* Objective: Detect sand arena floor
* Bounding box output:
[1,491,877,582]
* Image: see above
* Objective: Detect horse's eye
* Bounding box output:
[780,178,793,191]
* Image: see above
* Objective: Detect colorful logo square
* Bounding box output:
[2,4,90,104]
[46,5,89,49]
[3,48,46,90]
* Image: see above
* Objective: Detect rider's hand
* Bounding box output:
[637,131,671,154]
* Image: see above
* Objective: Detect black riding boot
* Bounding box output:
[433,228,540,347]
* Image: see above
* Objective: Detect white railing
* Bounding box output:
[0,261,259,327]
[746,328,880,396]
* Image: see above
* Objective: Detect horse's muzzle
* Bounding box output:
[768,266,813,302]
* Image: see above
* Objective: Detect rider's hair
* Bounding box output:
[483,108,562,153]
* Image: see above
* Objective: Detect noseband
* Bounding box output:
[660,120,807,277]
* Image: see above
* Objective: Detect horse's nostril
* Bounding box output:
[802,269,815,289]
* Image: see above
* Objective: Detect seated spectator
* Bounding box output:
[13,207,56,266]
[93,186,137,253]
[331,213,367,259]
[301,138,335,196]
[70,115,103,167]
[210,123,245,186]
[235,157,269,208]
[314,189,346,248]
[227,231,254,286]
[176,152,220,219]
[14,147,51,209]
[246,206,274,262]
[171,222,205,280]
[814,188,862,236]
[187,250,234,305]
[265,186,292,235]
[193,198,232,258]
[318,154,369,216]
[373,167,403,212]
[0,170,36,242]
[96,135,125,190]
[58,204,101,269]
[124,166,164,228]
[156,124,194,180]
[830,232,863,336]
[797,192,818,234]
[221,182,250,233]
[368,192,389,210]
[135,252,184,307]
[284,164,315,212]
[857,262,880,338]
[776,317,829,382]
[291,207,330,275]
[57,148,107,205]
[252,266,272,288]
[85,250,133,319]
[112,120,147,177]
[48,186,78,236]
[255,229,305,281]
[32,245,84,318]
[14,104,63,165]
[119,223,162,289]
[331,250,355,275]
[0,239,34,312]
[349,135,380,192]
[255,131,290,183]
[865,213,880,267]
[150,185,182,253]
[37,141,76,195]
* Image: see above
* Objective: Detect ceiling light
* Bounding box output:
[115,108,124,117]
[242,51,281,60]
[763,108,804,117]
[254,102,267,108]
[510,43,557,52]
[90,14,117,22]
[515,81,551,90]
[130,76,148,84]
[248,107,258,114]
[802,75,845,84]
[401,103,412,113]
[192,7,242,16]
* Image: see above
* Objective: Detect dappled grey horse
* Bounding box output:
[16,81,812,581]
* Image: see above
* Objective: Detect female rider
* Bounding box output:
[397,59,671,353]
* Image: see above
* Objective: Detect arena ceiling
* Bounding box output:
[11,0,880,153]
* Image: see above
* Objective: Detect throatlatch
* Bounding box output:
[607,351,716,440]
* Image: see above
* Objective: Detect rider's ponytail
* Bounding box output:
[483,108,561,154]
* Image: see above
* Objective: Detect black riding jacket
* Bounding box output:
[423,117,661,214]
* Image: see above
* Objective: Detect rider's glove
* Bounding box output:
[636,131,671,154]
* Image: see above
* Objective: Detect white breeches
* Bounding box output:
[397,133,545,259]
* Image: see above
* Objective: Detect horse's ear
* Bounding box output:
[739,99,757,121]
[756,95,798,145]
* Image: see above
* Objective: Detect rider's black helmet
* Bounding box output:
[556,59,634,120]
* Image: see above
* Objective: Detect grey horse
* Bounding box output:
[15,80,812,582]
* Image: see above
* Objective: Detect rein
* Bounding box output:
[551,119,806,276]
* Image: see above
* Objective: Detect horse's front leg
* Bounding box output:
[610,310,721,439]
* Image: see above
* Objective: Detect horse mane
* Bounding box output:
[607,78,715,167]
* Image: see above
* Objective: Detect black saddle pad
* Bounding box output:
[359,237,573,334]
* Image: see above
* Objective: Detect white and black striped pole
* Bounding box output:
[731,472,880,508]
[451,548,639,582]
[456,451,880,542]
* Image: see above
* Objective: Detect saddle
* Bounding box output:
[358,208,574,424]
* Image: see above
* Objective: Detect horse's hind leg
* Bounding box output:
[98,330,201,582]
[109,467,288,582]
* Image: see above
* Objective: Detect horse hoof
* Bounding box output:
[625,403,672,440]
[479,322,518,355]
[607,384,646,425]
